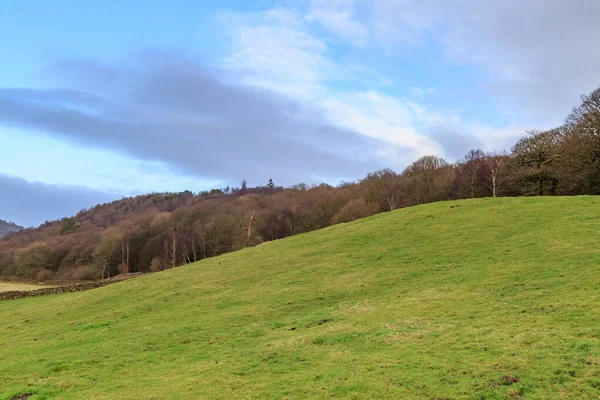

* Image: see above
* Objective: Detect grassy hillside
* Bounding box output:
[1,197,600,399]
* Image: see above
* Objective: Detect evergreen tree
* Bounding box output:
[267,178,275,195]
[59,217,80,235]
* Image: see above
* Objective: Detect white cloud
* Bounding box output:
[437,0,600,122]
[321,92,440,156]
[220,8,336,97]
[295,0,600,126]
[307,0,368,46]
[344,0,600,123]
[410,87,436,97]
[219,7,447,165]
[219,2,582,165]
[469,123,529,153]
[370,0,435,50]
[220,7,392,98]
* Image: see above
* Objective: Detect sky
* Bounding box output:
[1,0,599,227]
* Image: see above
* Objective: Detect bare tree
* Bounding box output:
[120,239,130,273]
[244,211,256,244]
[387,193,399,211]
[563,87,600,193]
[361,169,402,212]
[190,238,198,263]
[402,156,453,204]
[485,153,507,198]
[170,232,177,269]
[566,87,600,137]
[512,129,563,195]
[459,149,485,198]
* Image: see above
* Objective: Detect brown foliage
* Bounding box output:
[150,257,166,272]
[332,198,377,224]
[35,269,55,282]
[70,265,102,281]
[2,86,600,280]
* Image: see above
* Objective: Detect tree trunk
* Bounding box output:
[125,240,130,273]
[191,239,197,262]
[245,211,256,245]
[387,194,398,211]
[170,234,177,269]
[487,157,502,198]
[471,159,481,198]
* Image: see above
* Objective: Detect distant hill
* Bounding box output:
[0,219,23,238]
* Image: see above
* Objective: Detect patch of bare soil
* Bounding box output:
[488,375,522,389]
[10,393,33,400]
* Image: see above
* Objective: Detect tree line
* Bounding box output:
[1,86,599,281]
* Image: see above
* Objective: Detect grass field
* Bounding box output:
[1,197,600,399]
[0,281,55,293]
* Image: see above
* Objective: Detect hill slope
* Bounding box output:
[1,197,600,399]
[0,219,23,238]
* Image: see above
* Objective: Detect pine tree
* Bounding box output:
[59,217,80,235]
[267,178,275,195]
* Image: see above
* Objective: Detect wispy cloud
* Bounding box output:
[320,0,600,123]
[218,0,600,162]
[307,0,368,47]
[0,52,390,186]
[218,5,519,163]
[410,87,436,97]
[220,8,335,97]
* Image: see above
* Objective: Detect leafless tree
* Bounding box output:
[460,149,485,198]
[512,130,563,195]
[484,152,507,198]
[244,211,256,244]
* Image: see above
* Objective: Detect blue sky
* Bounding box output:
[1,0,599,226]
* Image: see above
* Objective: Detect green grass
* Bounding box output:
[2,197,600,399]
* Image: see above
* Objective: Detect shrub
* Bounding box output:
[70,265,102,281]
[35,269,55,282]
[332,199,377,224]
[15,242,55,279]
[150,257,166,272]
[117,263,129,274]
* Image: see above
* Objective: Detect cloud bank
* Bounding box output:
[3,0,599,228]
[0,53,395,187]
[0,174,120,227]
[307,0,600,122]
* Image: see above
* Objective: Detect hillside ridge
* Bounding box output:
[2,83,600,281]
